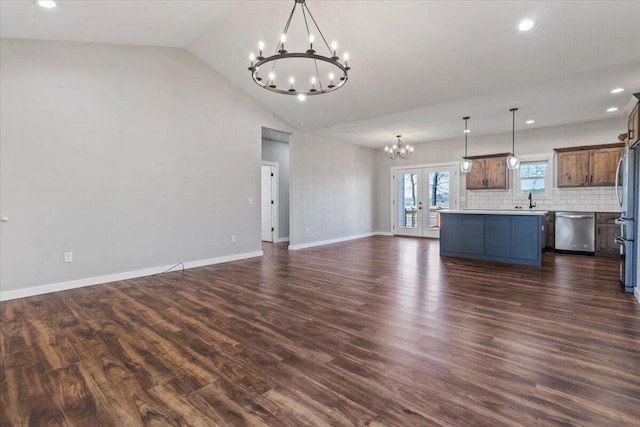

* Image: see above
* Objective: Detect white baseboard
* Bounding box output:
[0,250,263,301]
[635,286,640,303]
[276,237,290,243]
[289,232,376,251]
[374,231,394,236]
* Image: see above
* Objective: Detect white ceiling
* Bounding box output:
[2,0,639,148]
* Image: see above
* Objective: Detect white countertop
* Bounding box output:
[441,209,548,216]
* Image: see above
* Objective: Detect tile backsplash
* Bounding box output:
[467,186,620,213]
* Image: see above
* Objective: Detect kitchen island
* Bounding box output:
[439,210,547,266]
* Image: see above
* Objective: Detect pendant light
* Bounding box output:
[507,108,520,170]
[460,116,472,173]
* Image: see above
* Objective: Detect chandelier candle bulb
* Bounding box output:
[308,34,315,53]
[249,53,255,68]
[289,77,295,92]
[310,77,317,92]
[258,41,265,59]
[279,34,287,54]
[331,41,338,59]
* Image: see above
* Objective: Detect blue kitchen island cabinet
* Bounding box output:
[440,210,546,266]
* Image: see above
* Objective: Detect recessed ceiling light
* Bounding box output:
[526,120,535,124]
[297,94,306,101]
[35,0,57,8]
[518,19,535,31]
[607,107,619,112]
[610,88,625,94]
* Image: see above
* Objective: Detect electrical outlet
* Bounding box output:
[64,252,73,263]
[305,227,309,234]
[248,197,253,205]
[231,235,236,243]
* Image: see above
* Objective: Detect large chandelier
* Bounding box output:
[384,135,413,160]
[248,0,350,100]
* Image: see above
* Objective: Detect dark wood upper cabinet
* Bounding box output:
[465,160,486,190]
[557,150,590,187]
[485,157,507,189]
[629,95,639,145]
[590,147,624,186]
[464,153,508,190]
[554,143,624,188]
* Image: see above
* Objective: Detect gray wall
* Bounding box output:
[290,133,376,246]
[0,38,378,295]
[374,117,627,232]
[261,138,290,241]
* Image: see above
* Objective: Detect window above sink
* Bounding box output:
[514,153,552,198]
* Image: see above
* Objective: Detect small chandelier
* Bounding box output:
[461,116,473,173]
[248,0,350,99]
[385,135,413,160]
[507,108,520,170]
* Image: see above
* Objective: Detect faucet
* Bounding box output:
[528,192,537,209]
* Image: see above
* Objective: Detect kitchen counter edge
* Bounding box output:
[441,209,548,216]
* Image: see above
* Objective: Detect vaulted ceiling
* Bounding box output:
[2,1,639,147]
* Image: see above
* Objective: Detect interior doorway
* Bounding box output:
[261,163,277,242]
[392,164,459,238]
[261,127,291,243]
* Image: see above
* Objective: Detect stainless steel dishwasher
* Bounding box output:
[555,212,595,253]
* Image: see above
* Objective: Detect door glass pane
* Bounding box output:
[398,173,418,229]
[427,171,450,229]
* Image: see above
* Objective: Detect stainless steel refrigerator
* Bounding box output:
[615,145,638,292]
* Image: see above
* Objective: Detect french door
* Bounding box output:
[393,165,459,238]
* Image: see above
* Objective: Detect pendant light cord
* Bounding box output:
[510,108,518,154]
[463,116,469,157]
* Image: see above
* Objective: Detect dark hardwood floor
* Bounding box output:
[1,236,640,426]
